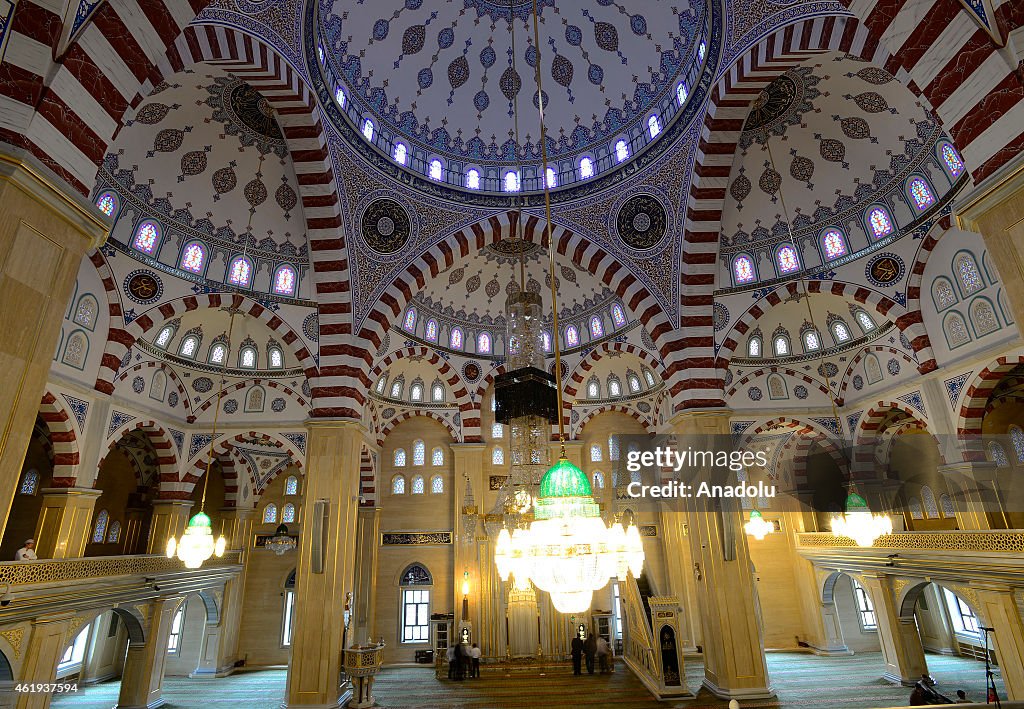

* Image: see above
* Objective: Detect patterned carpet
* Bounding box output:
[48,652,1003,708]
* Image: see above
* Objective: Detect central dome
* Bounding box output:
[315,0,710,192]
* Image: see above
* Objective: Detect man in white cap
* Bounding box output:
[15,539,36,561]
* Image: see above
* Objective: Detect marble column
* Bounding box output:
[673,410,773,700]
[0,150,107,535]
[859,574,928,685]
[15,612,73,709]
[351,506,380,646]
[973,583,1024,700]
[117,596,184,709]
[657,509,700,651]
[33,487,101,558]
[285,420,362,708]
[146,501,193,555]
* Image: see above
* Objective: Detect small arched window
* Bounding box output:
[155,325,175,349]
[940,143,964,178]
[611,304,626,328]
[767,373,787,399]
[590,444,603,462]
[504,171,520,192]
[542,331,552,352]
[91,511,108,544]
[803,330,821,352]
[335,86,346,107]
[1011,426,1024,462]
[854,310,876,332]
[394,448,407,467]
[410,383,423,402]
[268,347,284,369]
[590,316,604,339]
[107,520,121,544]
[282,503,296,523]
[733,255,756,284]
[413,440,425,466]
[921,486,938,518]
[429,159,443,181]
[362,119,374,141]
[748,336,762,358]
[587,379,600,398]
[970,297,999,336]
[227,256,253,287]
[19,470,38,495]
[133,220,161,255]
[821,229,848,260]
[832,321,852,343]
[394,143,408,165]
[239,347,257,369]
[608,377,622,397]
[392,475,406,495]
[376,375,387,394]
[273,265,297,296]
[96,191,118,217]
[432,447,444,466]
[989,441,1010,467]
[628,375,641,393]
[546,167,557,189]
[285,475,298,495]
[403,308,417,332]
[431,475,444,493]
[179,335,200,359]
[907,177,935,210]
[492,422,503,439]
[932,277,958,310]
[263,503,278,524]
[643,369,655,387]
[773,336,790,357]
[477,332,492,354]
[954,251,984,296]
[647,115,661,138]
[466,169,480,190]
[431,383,444,402]
[943,310,971,348]
[450,327,464,350]
[411,475,425,494]
[615,140,629,163]
[180,241,207,274]
[390,378,404,399]
[492,447,504,465]
[579,157,594,179]
[864,353,883,384]
[565,325,579,347]
[73,295,98,330]
[776,244,800,274]
[609,435,620,461]
[593,471,605,489]
[208,343,228,365]
[425,319,438,342]
[676,82,688,106]
[150,370,167,401]
[867,206,894,239]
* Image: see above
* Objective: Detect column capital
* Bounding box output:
[219,507,257,519]
[39,486,102,498]
[669,408,734,431]
[451,442,487,450]
[955,150,1024,231]
[151,499,195,509]
[304,418,364,432]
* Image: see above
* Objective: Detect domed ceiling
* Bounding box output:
[317,0,708,188]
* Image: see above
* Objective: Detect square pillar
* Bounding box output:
[351,506,380,646]
[16,612,73,709]
[33,487,101,558]
[939,462,1004,530]
[117,596,184,709]
[973,584,1024,701]
[859,574,928,685]
[146,501,193,555]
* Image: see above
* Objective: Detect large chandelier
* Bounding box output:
[830,490,892,547]
[744,509,774,540]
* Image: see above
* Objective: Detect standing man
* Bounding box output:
[583,632,597,675]
[470,643,481,678]
[570,632,584,675]
[15,539,36,561]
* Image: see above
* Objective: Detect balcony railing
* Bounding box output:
[795,531,1024,553]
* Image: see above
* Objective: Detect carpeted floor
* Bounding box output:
[48,652,1003,708]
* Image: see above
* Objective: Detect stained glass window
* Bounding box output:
[565,326,579,347]
[432,447,444,466]
[971,298,999,336]
[933,278,957,309]
[282,503,296,523]
[1011,426,1024,463]
[410,476,425,494]
[286,476,298,495]
[413,440,425,466]
[107,521,121,544]
[615,140,629,163]
[748,336,761,357]
[19,470,38,495]
[855,310,875,332]
[431,475,444,493]
[955,253,983,295]
[590,316,604,339]
[133,221,160,255]
[699,41,706,61]
[733,255,756,284]
[804,330,821,351]
[392,475,405,494]
[492,447,504,465]
[394,143,408,165]
[429,159,443,180]
[941,143,964,178]
[492,422,503,439]
[240,347,256,368]
[391,379,403,398]
[821,230,848,260]
[579,157,594,179]
[179,336,200,358]
[274,265,297,296]
[96,191,118,217]
[376,376,387,393]
[410,383,423,401]
[776,245,800,274]
[546,167,557,188]
[644,369,655,386]
[832,322,851,343]
[423,319,438,343]
[945,312,970,347]
[263,504,277,523]
[227,256,252,286]
[609,378,621,397]
[208,344,227,365]
[464,168,481,189]
[362,119,374,140]
[180,242,206,273]
[609,435,620,461]
[611,304,626,327]
[868,207,894,239]
[269,348,283,369]
[504,171,520,192]
[403,308,416,332]
[394,448,406,466]
[542,331,552,352]
[156,326,175,348]
[478,332,492,354]
[432,384,444,402]
[92,509,109,543]
[676,82,688,106]
[593,472,605,489]
[648,115,661,138]
[908,178,935,210]
[450,328,463,350]
[335,86,346,107]
[590,445,602,462]
[628,375,641,393]
[773,336,789,356]
[990,441,1009,467]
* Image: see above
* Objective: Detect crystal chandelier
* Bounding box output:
[265,523,297,555]
[830,491,892,547]
[743,509,774,540]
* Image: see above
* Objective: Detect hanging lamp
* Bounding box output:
[743,509,775,541]
[265,523,297,556]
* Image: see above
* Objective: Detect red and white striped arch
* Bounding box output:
[837,346,918,402]
[368,346,473,434]
[181,431,304,501]
[726,366,831,400]
[852,399,936,478]
[376,410,461,447]
[38,391,81,487]
[114,360,192,417]
[574,405,653,437]
[359,445,377,508]
[100,419,179,493]
[189,379,309,423]
[956,351,1024,460]
[738,416,848,489]
[565,342,666,399]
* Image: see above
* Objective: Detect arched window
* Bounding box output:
[590,444,603,462]
[748,335,762,357]
[403,308,417,332]
[465,169,480,190]
[394,143,408,165]
[831,321,852,343]
[179,335,200,359]
[431,383,444,402]
[628,375,641,393]
[390,377,404,399]
[492,422,503,439]
[854,310,876,332]
[565,325,579,347]
[676,82,688,106]
[227,256,253,287]
[392,475,406,495]
[155,325,175,349]
[411,475,425,494]
[425,319,438,342]
[867,206,894,239]
[970,297,999,336]
[609,435,620,461]
[593,471,605,489]
[579,157,594,179]
[334,86,346,107]
[546,167,557,189]
[431,475,444,493]
[428,159,443,181]
[803,329,821,352]
[767,373,787,399]
[989,441,1010,467]
[180,241,207,273]
[821,229,848,260]
[503,171,520,192]
[587,379,600,398]
[399,564,431,642]
[96,191,118,217]
[939,493,955,518]
[432,447,444,466]
[542,331,552,352]
[410,383,423,402]
[908,498,924,519]
[285,476,298,495]
[273,265,297,296]
[647,115,661,138]
[864,353,883,384]
[450,327,464,350]
[413,440,425,466]
[608,377,622,397]
[1011,426,1024,463]
[589,316,604,339]
[932,277,957,310]
[166,607,185,654]
[943,311,970,348]
[73,295,98,330]
[643,369,655,387]
[907,177,935,210]
[477,331,492,354]
[954,251,984,296]
[245,385,265,412]
[394,448,407,466]
[699,41,706,61]
[282,503,296,523]
[615,140,629,163]
[376,375,387,394]
[150,370,167,401]
[362,118,374,140]
[19,470,38,495]
[921,486,938,518]
[239,347,257,369]
[492,447,504,465]
[133,220,161,255]
[733,255,756,284]
[61,330,88,369]
[940,143,964,178]
[91,509,109,544]
[268,347,284,369]
[611,304,626,328]
[263,503,278,524]
[208,343,227,365]
[773,336,790,357]
[776,244,800,274]
[107,520,121,544]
